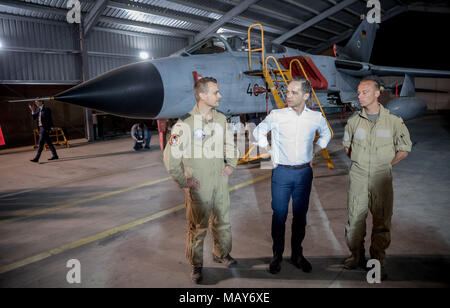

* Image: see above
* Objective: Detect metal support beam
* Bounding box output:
[194,0,261,42]
[108,0,210,26]
[381,5,409,22]
[84,0,109,37]
[272,0,358,45]
[0,11,190,45]
[76,23,95,142]
[0,0,66,16]
[327,0,361,18]
[242,1,341,36]
[169,0,337,39]
[168,0,295,32]
[0,46,80,55]
[307,5,408,54]
[407,4,450,14]
[0,0,194,37]
[100,16,196,37]
[110,0,329,44]
[282,0,354,29]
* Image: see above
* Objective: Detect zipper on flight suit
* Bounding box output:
[367,114,379,199]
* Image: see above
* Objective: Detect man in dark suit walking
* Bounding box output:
[29,100,59,162]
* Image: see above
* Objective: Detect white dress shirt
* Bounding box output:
[253,107,331,166]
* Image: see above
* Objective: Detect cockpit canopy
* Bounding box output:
[182,35,286,56]
[186,37,227,55]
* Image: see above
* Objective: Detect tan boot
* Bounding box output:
[213,254,237,268]
[380,263,388,281]
[359,249,367,269]
[343,250,361,270]
[191,266,203,284]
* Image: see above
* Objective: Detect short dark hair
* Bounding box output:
[194,77,217,101]
[290,77,312,98]
[360,75,381,90]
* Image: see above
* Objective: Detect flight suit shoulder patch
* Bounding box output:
[169,134,180,146]
[179,113,191,121]
[346,112,359,126]
[348,112,359,120]
[387,112,403,122]
[171,121,188,136]
[391,115,406,129]
[215,110,227,120]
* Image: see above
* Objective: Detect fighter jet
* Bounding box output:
[12,20,450,123]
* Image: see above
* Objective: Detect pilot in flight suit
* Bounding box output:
[343,100,412,280]
[163,77,239,284]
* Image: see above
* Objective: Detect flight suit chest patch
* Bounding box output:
[376,129,391,138]
[344,131,350,142]
[355,128,366,140]
[193,128,206,141]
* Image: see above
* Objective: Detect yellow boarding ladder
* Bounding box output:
[240,24,334,169]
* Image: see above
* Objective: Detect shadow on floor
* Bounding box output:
[38,149,155,164]
[198,255,450,286]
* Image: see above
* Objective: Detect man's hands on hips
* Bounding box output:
[222,165,234,177]
[313,144,322,155]
[184,166,233,190]
[311,144,323,167]
[185,177,201,190]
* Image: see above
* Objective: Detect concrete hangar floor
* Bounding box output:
[0,112,449,288]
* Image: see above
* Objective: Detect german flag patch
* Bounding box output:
[169,134,180,146]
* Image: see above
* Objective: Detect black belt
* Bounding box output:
[278,163,310,170]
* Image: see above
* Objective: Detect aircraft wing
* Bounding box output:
[335,59,450,78]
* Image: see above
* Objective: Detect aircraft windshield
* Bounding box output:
[186,38,227,55]
[226,35,286,53]
[182,35,286,56]
[226,36,258,51]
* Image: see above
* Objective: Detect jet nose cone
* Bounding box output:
[55,61,164,118]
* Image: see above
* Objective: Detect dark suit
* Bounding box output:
[32,105,58,160]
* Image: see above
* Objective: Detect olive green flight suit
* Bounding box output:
[343,104,412,264]
[163,104,239,267]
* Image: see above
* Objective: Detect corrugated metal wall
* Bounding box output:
[86,29,187,79]
[0,17,188,84]
[0,17,80,83]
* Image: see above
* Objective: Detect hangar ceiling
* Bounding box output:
[0,0,449,53]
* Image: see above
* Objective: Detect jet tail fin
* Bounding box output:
[400,74,415,97]
[340,19,378,62]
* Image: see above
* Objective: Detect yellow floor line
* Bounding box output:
[0,162,160,199]
[0,176,171,225]
[0,172,271,275]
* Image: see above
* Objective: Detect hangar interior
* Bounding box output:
[0,0,449,288]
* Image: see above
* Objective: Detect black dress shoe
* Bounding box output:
[48,156,59,160]
[30,158,39,163]
[291,255,312,273]
[269,256,282,274]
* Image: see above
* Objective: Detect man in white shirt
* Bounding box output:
[253,77,331,274]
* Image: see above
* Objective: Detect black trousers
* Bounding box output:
[35,127,58,160]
